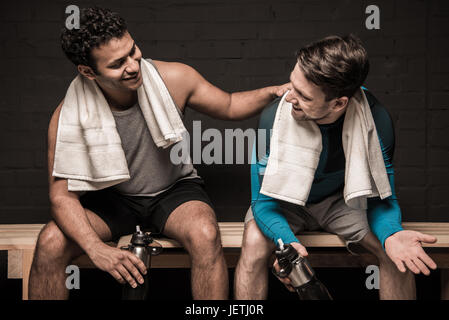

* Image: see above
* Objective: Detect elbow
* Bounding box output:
[49,193,78,211]
[49,195,66,211]
[224,94,244,121]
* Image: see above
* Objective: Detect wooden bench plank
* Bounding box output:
[7,250,22,279]
[2,222,449,300]
[3,222,449,250]
[22,250,34,300]
[0,224,44,250]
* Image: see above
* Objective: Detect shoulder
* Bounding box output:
[364,89,396,155]
[259,97,281,131]
[150,60,199,84]
[49,100,64,134]
[256,97,281,159]
[365,90,393,126]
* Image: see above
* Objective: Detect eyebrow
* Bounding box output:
[107,42,136,67]
[289,74,313,101]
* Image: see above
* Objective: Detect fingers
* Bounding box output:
[286,284,295,293]
[276,83,291,97]
[403,259,420,274]
[298,246,308,257]
[418,251,437,271]
[127,252,148,276]
[109,252,146,287]
[273,259,292,287]
[290,242,308,257]
[393,251,437,276]
[117,265,138,288]
[416,232,437,244]
[110,270,125,285]
[412,258,430,276]
[393,259,407,273]
[123,258,145,285]
[273,259,280,272]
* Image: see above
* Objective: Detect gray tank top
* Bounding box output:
[111,103,199,196]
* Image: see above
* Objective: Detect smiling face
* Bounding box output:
[79,31,143,92]
[286,63,349,125]
[286,63,331,122]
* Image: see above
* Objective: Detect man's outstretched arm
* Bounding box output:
[158,61,289,120]
[367,93,437,275]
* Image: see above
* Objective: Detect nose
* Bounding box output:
[285,91,298,105]
[125,57,140,75]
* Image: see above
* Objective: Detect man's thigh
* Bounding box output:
[83,207,114,242]
[152,178,217,244]
[37,207,113,261]
[79,189,140,241]
[307,192,370,254]
[163,200,218,243]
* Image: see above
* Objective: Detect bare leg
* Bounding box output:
[359,231,416,300]
[234,219,276,300]
[162,200,228,299]
[28,209,112,300]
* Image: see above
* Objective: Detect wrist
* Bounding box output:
[266,85,279,98]
[84,239,106,256]
[384,231,401,247]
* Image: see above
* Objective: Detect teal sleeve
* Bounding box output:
[366,97,403,249]
[367,171,403,249]
[250,144,299,245]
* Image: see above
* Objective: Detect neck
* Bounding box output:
[97,81,138,111]
[315,107,346,125]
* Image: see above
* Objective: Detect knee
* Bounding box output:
[240,220,274,265]
[187,221,221,254]
[34,222,75,265]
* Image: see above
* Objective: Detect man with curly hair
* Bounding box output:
[28,6,288,300]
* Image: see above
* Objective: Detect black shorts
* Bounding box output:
[79,178,214,241]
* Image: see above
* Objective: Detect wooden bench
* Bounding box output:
[2,222,449,300]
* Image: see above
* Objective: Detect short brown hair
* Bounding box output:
[296,34,369,101]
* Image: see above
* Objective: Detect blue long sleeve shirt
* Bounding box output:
[251,89,403,249]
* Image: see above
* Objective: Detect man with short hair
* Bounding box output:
[234,35,437,300]
[29,7,287,300]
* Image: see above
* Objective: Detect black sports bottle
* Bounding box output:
[120,225,162,300]
[274,239,333,300]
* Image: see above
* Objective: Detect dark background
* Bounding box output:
[0,0,448,300]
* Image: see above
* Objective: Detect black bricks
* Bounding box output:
[0,0,448,224]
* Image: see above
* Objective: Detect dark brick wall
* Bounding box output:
[0,0,448,224]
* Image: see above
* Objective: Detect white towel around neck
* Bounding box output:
[260,88,392,210]
[52,58,187,191]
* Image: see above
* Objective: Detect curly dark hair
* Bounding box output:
[296,34,370,101]
[61,7,128,73]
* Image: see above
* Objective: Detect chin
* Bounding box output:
[126,78,143,91]
[291,109,306,121]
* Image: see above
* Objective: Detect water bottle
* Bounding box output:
[274,239,332,300]
[120,225,162,300]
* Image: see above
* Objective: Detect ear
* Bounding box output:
[332,96,349,112]
[77,65,97,80]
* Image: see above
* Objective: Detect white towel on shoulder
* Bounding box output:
[52,58,187,191]
[260,88,392,210]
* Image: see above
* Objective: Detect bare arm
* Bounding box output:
[47,101,104,253]
[155,61,289,120]
[47,102,146,287]
[188,69,288,120]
